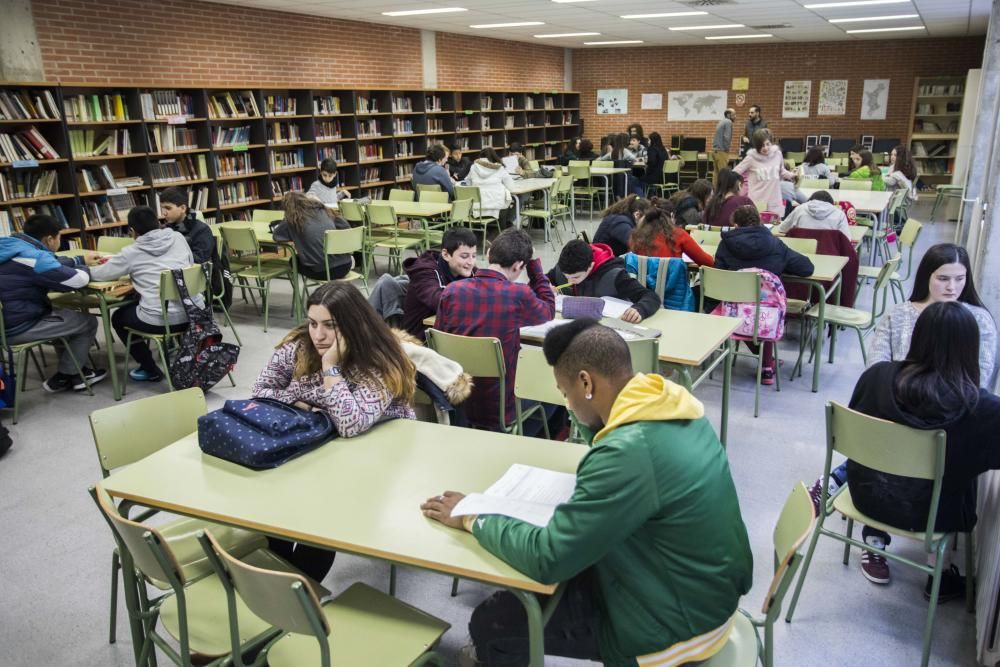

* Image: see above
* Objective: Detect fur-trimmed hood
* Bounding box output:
[392,329,473,405]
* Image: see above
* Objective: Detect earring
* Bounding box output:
[585,393,593,400]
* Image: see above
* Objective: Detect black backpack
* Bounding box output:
[168,263,240,391]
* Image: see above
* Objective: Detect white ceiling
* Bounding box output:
[210,0,992,47]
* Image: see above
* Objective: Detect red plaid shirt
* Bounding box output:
[436,258,555,429]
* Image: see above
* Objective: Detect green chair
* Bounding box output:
[625,337,660,375]
[0,301,91,424]
[691,228,722,246]
[930,184,963,222]
[447,198,474,231]
[414,183,441,196]
[646,159,681,199]
[700,267,780,418]
[97,235,134,254]
[568,164,604,220]
[793,256,899,373]
[389,188,415,202]
[90,388,267,644]
[554,173,578,235]
[786,151,806,164]
[513,345,563,439]
[779,237,817,255]
[590,159,613,168]
[90,486,307,667]
[678,150,699,184]
[198,530,449,667]
[784,402,973,667]
[251,209,284,225]
[418,190,450,204]
[299,227,370,300]
[857,218,923,302]
[520,179,567,247]
[426,329,515,432]
[799,178,830,189]
[367,202,423,275]
[703,482,815,667]
[220,225,293,332]
[339,200,376,276]
[454,185,500,255]
[839,179,872,192]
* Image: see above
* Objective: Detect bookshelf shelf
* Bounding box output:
[84,221,128,231]
[0,193,75,205]
[0,159,69,166]
[144,117,208,123]
[218,198,271,210]
[72,153,147,162]
[216,171,268,182]
[314,113,354,119]
[911,133,960,140]
[271,166,314,174]
[78,185,150,197]
[213,143,266,151]
[148,148,210,157]
[0,118,62,124]
[266,140,312,148]
[66,120,142,126]
[264,114,312,120]
[59,228,80,235]
[152,178,213,188]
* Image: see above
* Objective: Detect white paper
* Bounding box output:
[451,464,577,527]
[818,80,848,116]
[667,90,727,122]
[501,156,520,173]
[597,88,628,115]
[640,93,662,110]
[600,296,632,318]
[861,79,890,120]
[782,80,811,119]
[520,319,573,338]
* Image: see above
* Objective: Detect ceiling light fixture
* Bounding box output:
[845,25,925,32]
[584,40,644,45]
[382,7,467,16]
[804,0,909,8]
[470,22,545,28]
[534,32,600,37]
[552,0,599,3]
[621,11,708,19]
[669,24,745,31]
[705,34,774,39]
[829,13,918,22]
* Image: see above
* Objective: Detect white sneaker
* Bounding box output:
[458,642,480,667]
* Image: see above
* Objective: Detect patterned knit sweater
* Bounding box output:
[251,342,415,437]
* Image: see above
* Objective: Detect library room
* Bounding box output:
[2,0,1000,665]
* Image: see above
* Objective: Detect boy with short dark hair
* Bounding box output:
[436,228,554,430]
[306,158,347,205]
[402,227,478,338]
[413,144,455,198]
[446,143,471,181]
[159,186,232,307]
[547,239,661,323]
[507,142,535,177]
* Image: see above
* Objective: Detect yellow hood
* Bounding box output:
[594,373,704,443]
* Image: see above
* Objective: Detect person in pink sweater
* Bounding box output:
[733,128,796,216]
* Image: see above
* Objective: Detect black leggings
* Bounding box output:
[111,304,187,374]
[268,538,336,582]
[300,262,351,282]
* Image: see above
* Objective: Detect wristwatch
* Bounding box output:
[324,366,342,378]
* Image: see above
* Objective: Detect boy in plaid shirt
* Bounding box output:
[437,229,555,430]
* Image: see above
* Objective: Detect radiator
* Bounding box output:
[977,470,1000,666]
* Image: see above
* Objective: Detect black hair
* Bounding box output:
[446,142,461,153]
[579,139,594,157]
[705,168,744,225]
[909,243,985,308]
[509,142,523,154]
[626,123,645,141]
[749,104,762,115]
[426,144,446,162]
[808,190,834,204]
[731,205,761,228]
[804,147,826,166]
[543,319,633,379]
[22,214,62,241]
[688,179,713,208]
[557,239,594,274]
[648,132,665,150]
[127,206,161,236]
[487,228,533,268]
[479,147,502,164]
[158,187,188,208]
[442,227,478,254]
[319,158,338,173]
[894,301,980,419]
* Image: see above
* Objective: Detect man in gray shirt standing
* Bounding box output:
[712,108,735,175]
[741,105,768,157]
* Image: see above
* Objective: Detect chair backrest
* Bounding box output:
[867,256,901,319]
[899,217,923,249]
[568,164,591,180]
[89,388,207,476]
[419,190,450,204]
[591,160,613,168]
[780,237,818,254]
[886,187,908,216]
[567,160,589,167]
[787,151,806,164]
[690,229,721,246]
[825,401,946,548]
[799,178,829,189]
[454,185,482,204]
[324,227,364,257]
[426,328,507,428]
[555,174,574,195]
[840,179,872,191]
[97,235,134,254]
[784,159,796,171]
[760,482,816,620]
[514,346,563,406]
[662,160,680,175]
[679,150,698,163]
[159,264,209,305]
[251,209,284,224]
[388,188,415,202]
[626,338,659,374]
[415,183,442,194]
[700,267,762,340]
[219,224,261,255]
[338,200,367,225]
[450,198,473,224]
[93,485,180,586]
[528,160,541,172]
[366,202,398,228]
[754,201,768,212]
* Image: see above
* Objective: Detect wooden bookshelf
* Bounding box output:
[909,75,966,188]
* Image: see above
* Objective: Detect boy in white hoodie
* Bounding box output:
[90,206,203,382]
[777,190,850,239]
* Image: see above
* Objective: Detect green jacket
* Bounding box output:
[846,165,886,191]
[473,373,753,665]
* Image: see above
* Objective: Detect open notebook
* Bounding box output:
[450,464,577,527]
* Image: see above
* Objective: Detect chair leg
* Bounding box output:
[60,336,93,396]
[109,551,120,644]
[263,282,272,333]
[921,540,950,667]
[220,304,241,346]
[785,515,825,623]
[154,340,173,392]
[773,341,781,393]
[389,564,397,597]
[965,531,976,613]
[451,577,460,597]
[857,328,868,366]
[13,349,29,424]
[753,344,762,418]
[843,518,854,565]
[122,331,133,397]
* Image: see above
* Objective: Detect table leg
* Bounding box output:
[117,530,150,665]
[721,340,734,448]
[827,279,843,364]
[510,588,545,667]
[542,188,551,244]
[599,175,610,209]
[868,206,886,265]
[98,298,121,401]
[514,195,522,228]
[810,281,825,393]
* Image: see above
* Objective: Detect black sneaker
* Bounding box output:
[73,367,108,391]
[925,564,967,603]
[43,373,75,393]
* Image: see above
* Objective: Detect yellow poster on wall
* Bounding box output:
[732,78,749,91]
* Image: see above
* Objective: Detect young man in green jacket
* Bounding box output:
[422,319,753,666]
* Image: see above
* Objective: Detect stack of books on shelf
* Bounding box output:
[362,186,386,199]
[316,121,342,140]
[150,155,207,184]
[562,111,573,124]
[481,116,492,130]
[455,137,470,150]
[544,97,555,110]
[314,96,341,115]
[360,166,381,185]
[481,98,493,111]
[318,145,345,162]
[63,94,130,122]
[271,175,303,198]
[265,95,297,116]
[0,169,59,200]
[427,118,444,134]
[188,186,210,210]
[140,91,195,119]
[77,165,125,192]
[504,116,515,129]
[918,83,965,96]
[360,144,383,161]
[483,135,494,148]
[214,153,254,177]
[271,149,305,171]
[69,128,132,156]
[0,89,61,120]
[396,163,413,180]
[0,210,12,236]
[148,126,198,152]
[208,91,260,119]
[393,118,414,135]
[0,128,60,161]
[425,96,442,112]
[4,203,70,232]
[268,122,302,144]
[357,96,379,113]
[525,98,535,110]
[395,139,415,158]
[358,120,382,138]
[392,97,413,113]
[211,125,251,147]
[217,180,260,206]
[504,97,515,110]
[82,196,127,227]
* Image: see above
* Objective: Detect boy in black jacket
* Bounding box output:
[159,187,232,307]
[547,240,660,323]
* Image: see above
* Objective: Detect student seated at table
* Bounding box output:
[436,229,554,431]
[592,194,652,256]
[883,145,918,227]
[548,240,661,323]
[402,227,478,338]
[270,191,352,281]
[89,206,201,382]
[446,142,472,182]
[413,144,455,199]
[628,135,647,162]
[798,147,835,183]
[465,147,517,222]
[627,122,648,147]
[558,137,581,165]
[703,168,754,228]
[577,138,599,161]
[0,213,106,392]
[630,204,714,267]
[507,142,536,177]
[305,158,348,206]
[421,319,753,667]
[598,132,637,164]
[671,178,713,227]
[715,205,814,277]
[252,281,416,581]
[641,132,670,192]
[159,186,233,307]
[777,190,851,239]
[816,302,1000,597]
[844,148,886,191]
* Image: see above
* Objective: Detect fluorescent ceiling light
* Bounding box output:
[381,7,467,16]
[470,22,544,28]
[829,13,918,22]
[534,32,600,37]
[584,40,644,45]
[552,0,598,3]
[846,25,924,32]
[804,0,909,8]
[706,34,774,40]
[669,24,745,31]
[621,11,707,19]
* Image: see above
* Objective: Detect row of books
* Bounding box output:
[915,120,960,134]
[918,83,964,96]
[268,122,303,144]
[217,180,260,206]
[212,125,252,147]
[314,96,342,115]
[396,163,413,180]
[427,119,446,134]
[77,165,126,192]
[358,120,382,138]
[213,209,252,223]
[0,169,59,201]
[270,149,306,171]
[0,90,61,121]
[393,119,415,135]
[271,175,303,198]
[316,121,342,140]
[151,155,208,184]
[359,186,386,200]
[456,118,470,131]
[209,91,260,119]
[318,146,345,163]
[360,167,384,185]
[148,126,198,153]
[140,91,195,119]
[214,153,255,177]
[392,97,414,113]
[425,96,443,112]
[357,96,380,113]
[360,144,384,161]
[82,195,133,227]
[1,202,70,234]
[153,186,208,211]
[69,128,132,156]
[0,127,60,162]
[912,142,951,158]
[265,95,297,116]
[395,140,416,157]
[63,94,130,122]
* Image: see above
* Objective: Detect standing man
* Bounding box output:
[712,108,735,174]
[741,105,768,157]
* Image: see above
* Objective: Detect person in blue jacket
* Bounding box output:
[411,144,455,199]
[0,214,107,392]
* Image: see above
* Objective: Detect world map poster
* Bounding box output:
[667,90,728,121]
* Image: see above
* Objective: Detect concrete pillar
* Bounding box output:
[564,48,573,91]
[421,30,437,90]
[0,0,44,81]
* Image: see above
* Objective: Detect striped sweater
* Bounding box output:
[251,341,415,437]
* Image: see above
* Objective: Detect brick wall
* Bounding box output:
[574,38,985,150]
[436,32,564,90]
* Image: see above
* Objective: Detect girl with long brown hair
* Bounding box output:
[271,190,352,281]
[629,199,714,267]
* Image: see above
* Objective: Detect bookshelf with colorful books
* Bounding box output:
[909,75,966,189]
